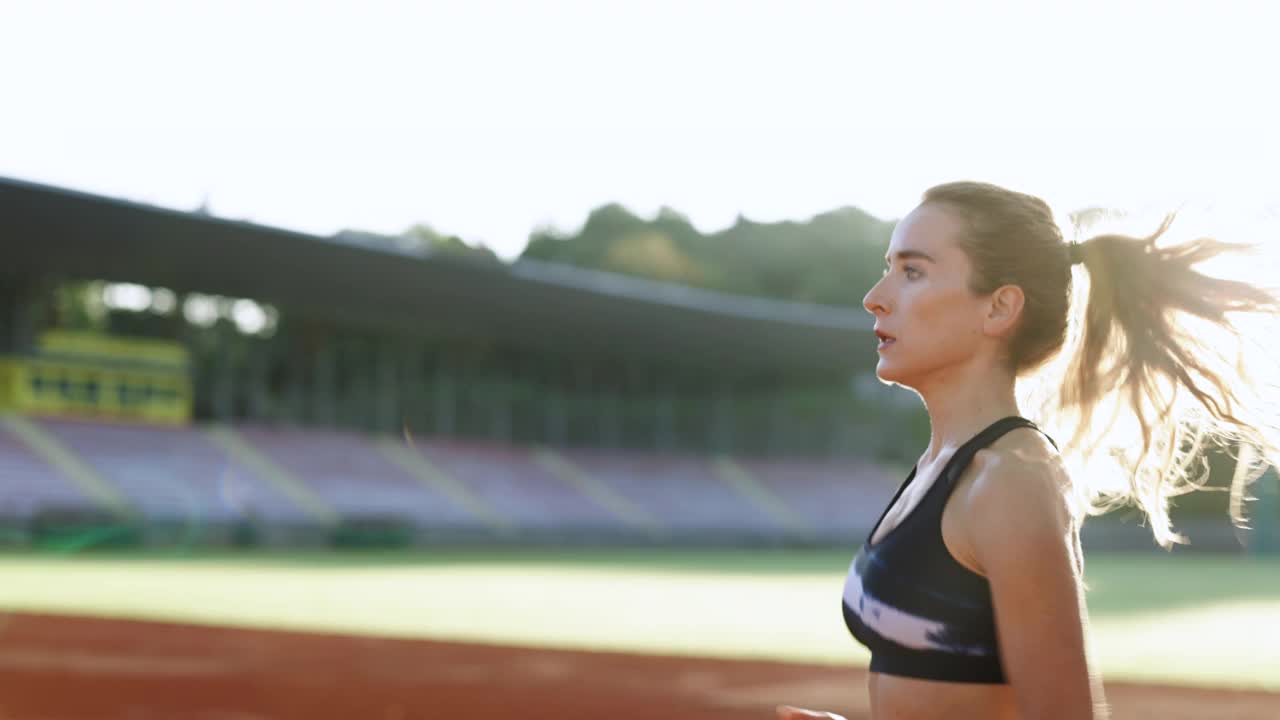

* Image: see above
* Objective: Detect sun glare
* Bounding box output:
[1022,203,1280,511]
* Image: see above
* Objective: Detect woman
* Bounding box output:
[778,182,1278,720]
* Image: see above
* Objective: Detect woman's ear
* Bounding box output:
[984,284,1025,337]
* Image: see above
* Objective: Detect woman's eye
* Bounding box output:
[904,265,922,279]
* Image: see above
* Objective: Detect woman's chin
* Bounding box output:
[875,363,912,387]
[874,362,899,383]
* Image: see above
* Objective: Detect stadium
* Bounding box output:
[1,175,1278,719]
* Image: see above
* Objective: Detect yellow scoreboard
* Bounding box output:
[0,331,192,425]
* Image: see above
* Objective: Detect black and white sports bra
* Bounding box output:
[842,416,1056,684]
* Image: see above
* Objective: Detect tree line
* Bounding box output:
[397,203,898,308]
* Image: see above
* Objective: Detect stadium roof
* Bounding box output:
[1,175,873,373]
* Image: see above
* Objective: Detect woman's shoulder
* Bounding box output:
[948,428,1081,575]
[975,423,1063,470]
[959,428,1074,525]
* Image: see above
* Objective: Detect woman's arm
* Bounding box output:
[963,454,1106,719]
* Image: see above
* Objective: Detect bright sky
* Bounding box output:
[4,0,1280,260]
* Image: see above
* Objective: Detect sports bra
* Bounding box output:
[841,416,1056,684]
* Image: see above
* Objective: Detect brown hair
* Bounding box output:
[923,181,1280,546]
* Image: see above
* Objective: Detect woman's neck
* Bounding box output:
[913,359,1020,467]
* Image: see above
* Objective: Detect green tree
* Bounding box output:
[521,203,896,306]
[399,224,500,263]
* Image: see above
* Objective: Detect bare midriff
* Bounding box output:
[868,672,1019,720]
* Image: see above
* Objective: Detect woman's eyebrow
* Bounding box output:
[884,249,937,264]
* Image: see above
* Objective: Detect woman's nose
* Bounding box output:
[863,280,888,315]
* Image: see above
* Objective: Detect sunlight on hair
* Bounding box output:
[1021,203,1280,544]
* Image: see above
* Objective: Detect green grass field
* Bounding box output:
[0,548,1276,690]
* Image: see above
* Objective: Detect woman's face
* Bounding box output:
[862,203,994,389]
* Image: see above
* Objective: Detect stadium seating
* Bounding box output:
[742,457,894,535]
[0,421,93,521]
[35,417,310,524]
[0,415,896,545]
[235,425,481,529]
[411,439,623,530]
[569,451,779,532]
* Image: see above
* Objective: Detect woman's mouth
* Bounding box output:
[875,330,896,350]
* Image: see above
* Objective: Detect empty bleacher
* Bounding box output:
[0,421,93,522]
[744,457,894,535]
[235,425,481,530]
[569,451,780,533]
[37,417,308,525]
[0,415,897,546]
[409,439,620,532]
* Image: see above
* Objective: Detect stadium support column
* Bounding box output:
[374,338,399,436]
[572,360,594,448]
[0,277,42,354]
[543,364,567,447]
[245,339,270,421]
[592,359,625,449]
[765,381,786,457]
[210,324,236,423]
[432,358,456,437]
[399,342,426,438]
[339,336,369,430]
[654,377,675,452]
[621,361,645,450]
[281,331,306,425]
[490,364,512,444]
[712,380,735,455]
[599,383,620,449]
[311,340,337,427]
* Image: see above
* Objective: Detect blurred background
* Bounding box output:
[1,1,1278,718]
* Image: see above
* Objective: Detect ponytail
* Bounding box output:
[1042,217,1280,546]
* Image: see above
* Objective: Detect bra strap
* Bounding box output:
[940,416,1055,488]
